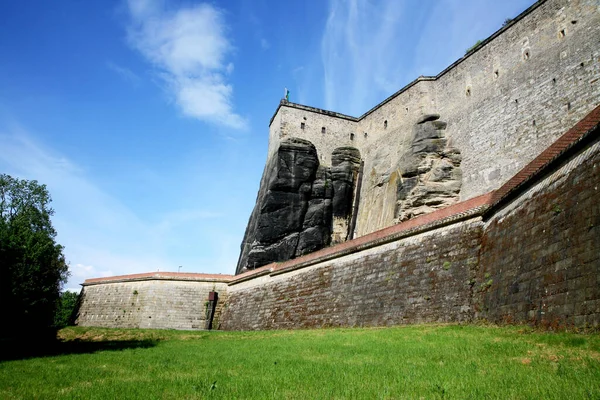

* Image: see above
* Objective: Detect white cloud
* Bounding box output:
[106,61,141,85]
[126,0,246,129]
[0,125,235,289]
[321,0,410,115]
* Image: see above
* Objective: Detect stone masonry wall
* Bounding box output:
[476,137,600,328]
[77,278,229,330]
[272,104,359,167]
[220,107,600,331]
[221,219,482,330]
[269,0,600,238]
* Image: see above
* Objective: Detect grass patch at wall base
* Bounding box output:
[1,324,599,399]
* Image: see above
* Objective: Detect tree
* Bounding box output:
[0,174,69,338]
[54,290,80,329]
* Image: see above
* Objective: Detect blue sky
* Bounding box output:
[0,0,533,291]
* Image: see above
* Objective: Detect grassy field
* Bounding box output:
[1,324,599,399]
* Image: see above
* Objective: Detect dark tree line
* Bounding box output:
[0,174,70,339]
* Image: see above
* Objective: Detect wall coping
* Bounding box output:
[269,0,546,126]
[82,272,235,286]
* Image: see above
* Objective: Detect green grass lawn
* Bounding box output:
[1,324,599,399]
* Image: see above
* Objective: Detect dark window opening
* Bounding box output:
[321,127,326,134]
[384,120,388,129]
[350,133,355,140]
[300,122,305,129]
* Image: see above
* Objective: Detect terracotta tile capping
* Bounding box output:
[84,272,234,285]
[227,265,275,285]
[264,192,493,277]
[489,104,600,206]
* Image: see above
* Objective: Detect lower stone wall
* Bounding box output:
[220,219,482,330]
[77,279,229,330]
[476,139,600,328]
[75,114,600,332]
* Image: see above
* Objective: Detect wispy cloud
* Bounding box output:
[106,61,141,85]
[125,0,246,129]
[0,124,234,290]
[260,38,270,50]
[320,0,530,116]
[321,0,413,115]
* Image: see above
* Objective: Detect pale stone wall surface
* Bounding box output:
[77,279,229,330]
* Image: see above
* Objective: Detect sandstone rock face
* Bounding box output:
[236,139,334,274]
[395,115,462,222]
[330,147,361,244]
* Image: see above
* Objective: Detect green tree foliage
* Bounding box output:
[0,174,69,338]
[54,290,80,329]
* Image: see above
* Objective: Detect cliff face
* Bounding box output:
[235,138,361,274]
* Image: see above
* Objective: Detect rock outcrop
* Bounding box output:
[236,139,330,274]
[236,116,460,274]
[395,114,462,222]
[236,137,363,274]
[330,147,361,244]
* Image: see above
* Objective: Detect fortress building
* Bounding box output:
[76,0,600,331]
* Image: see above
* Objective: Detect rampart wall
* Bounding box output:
[476,132,600,327]
[76,273,232,330]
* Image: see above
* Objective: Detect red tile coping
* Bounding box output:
[490,104,600,205]
[84,104,600,287]
[229,192,494,284]
[84,272,235,285]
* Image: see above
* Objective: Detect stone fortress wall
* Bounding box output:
[76,0,600,331]
[221,106,600,330]
[77,273,232,330]
[269,0,600,236]
[76,105,600,330]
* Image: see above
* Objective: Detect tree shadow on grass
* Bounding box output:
[0,337,159,362]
